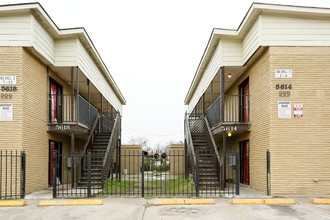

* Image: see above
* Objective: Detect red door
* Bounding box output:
[49,141,56,186]
[240,140,250,185]
[243,141,249,185]
[49,141,62,186]
[243,83,249,122]
[50,82,58,122]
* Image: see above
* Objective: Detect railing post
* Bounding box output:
[20,151,26,199]
[87,151,92,197]
[267,149,271,196]
[87,79,91,127]
[76,66,80,123]
[75,157,79,189]
[53,150,57,198]
[235,151,240,195]
[195,151,199,197]
[220,67,225,124]
[141,152,145,198]
[184,140,189,180]
[71,131,75,188]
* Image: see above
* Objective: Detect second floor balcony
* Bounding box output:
[206,95,250,134]
[48,93,101,136]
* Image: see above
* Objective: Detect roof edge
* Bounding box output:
[0,2,126,105]
[184,2,330,105]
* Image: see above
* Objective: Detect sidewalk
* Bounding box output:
[1,193,330,220]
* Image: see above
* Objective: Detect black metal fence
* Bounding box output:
[0,150,26,199]
[53,150,238,198]
[53,151,104,198]
[106,152,195,197]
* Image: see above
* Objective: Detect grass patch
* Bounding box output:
[102,174,195,197]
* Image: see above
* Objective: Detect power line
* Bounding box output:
[123,124,183,137]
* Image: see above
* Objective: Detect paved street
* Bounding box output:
[1,197,330,220]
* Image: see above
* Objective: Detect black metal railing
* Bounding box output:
[206,97,220,128]
[101,152,195,197]
[184,113,239,196]
[0,150,26,199]
[224,152,240,196]
[184,113,197,188]
[52,150,238,198]
[77,113,101,171]
[100,113,115,133]
[101,113,120,188]
[204,117,221,185]
[206,95,250,128]
[49,94,98,128]
[53,151,103,198]
[78,95,98,128]
[53,113,119,198]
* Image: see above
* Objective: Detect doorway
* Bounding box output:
[239,78,249,122]
[49,79,62,122]
[49,140,62,186]
[240,140,249,185]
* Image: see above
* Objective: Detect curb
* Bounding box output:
[232,199,264,205]
[184,199,215,205]
[149,199,215,205]
[311,199,330,205]
[38,199,103,206]
[264,199,295,205]
[232,199,295,205]
[0,200,27,207]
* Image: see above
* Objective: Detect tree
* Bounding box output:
[163,140,183,153]
[126,136,151,151]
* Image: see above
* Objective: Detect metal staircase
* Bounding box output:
[78,113,120,192]
[79,133,111,189]
[185,113,221,194]
[192,133,220,190]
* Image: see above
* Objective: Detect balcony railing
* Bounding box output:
[206,95,250,128]
[49,94,98,128]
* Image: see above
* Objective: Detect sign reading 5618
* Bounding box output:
[1,86,17,92]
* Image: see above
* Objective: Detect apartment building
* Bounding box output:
[184,3,330,196]
[0,3,126,194]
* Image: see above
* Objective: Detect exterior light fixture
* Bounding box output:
[227,73,232,79]
[227,131,232,137]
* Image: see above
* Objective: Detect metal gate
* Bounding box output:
[53,151,239,198]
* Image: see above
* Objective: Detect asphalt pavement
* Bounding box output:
[1,197,330,220]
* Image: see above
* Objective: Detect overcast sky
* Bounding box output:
[1,0,330,148]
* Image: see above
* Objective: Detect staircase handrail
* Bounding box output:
[204,117,221,166]
[101,112,120,184]
[78,113,100,166]
[184,113,197,174]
